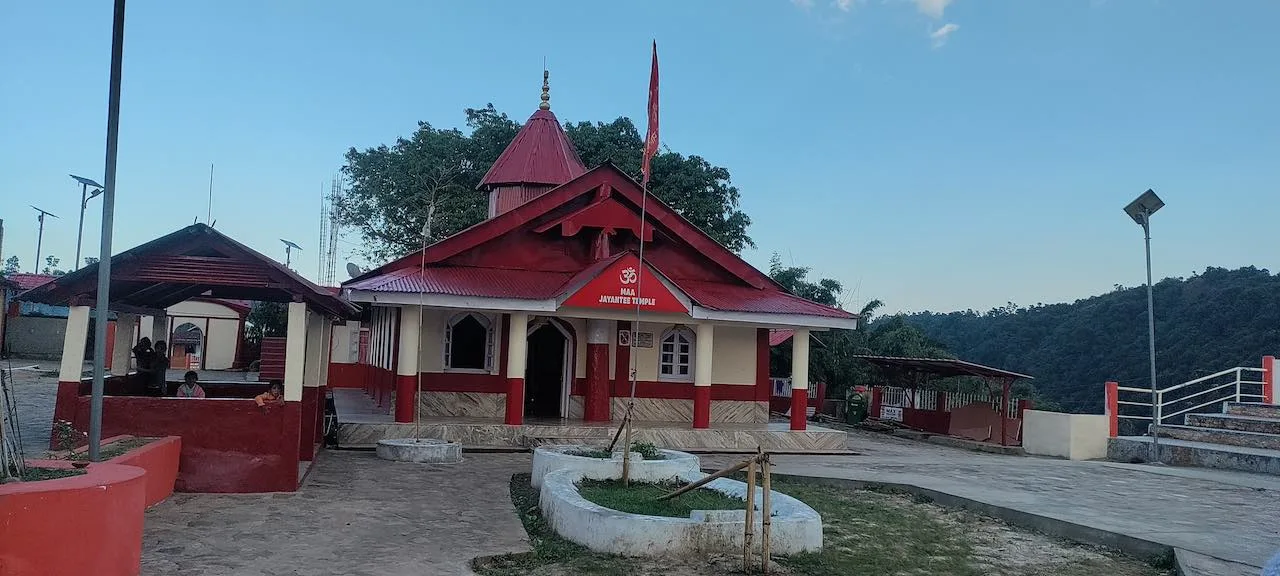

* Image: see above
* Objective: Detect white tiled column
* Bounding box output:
[505,312,529,425]
[283,302,308,403]
[59,306,91,384]
[790,328,810,431]
[394,306,421,423]
[111,313,137,376]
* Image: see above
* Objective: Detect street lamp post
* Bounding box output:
[71,175,105,270]
[1123,189,1165,461]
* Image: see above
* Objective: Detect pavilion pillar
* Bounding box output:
[110,313,136,376]
[53,305,92,432]
[693,323,714,429]
[583,319,611,421]
[505,313,529,425]
[395,306,421,424]
[791,328,810,431]
[283,302,307,402]
[300,311,326,459]
[151,311,168,345]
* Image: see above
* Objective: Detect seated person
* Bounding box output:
[175,370,205,398]
[255,381,285,407]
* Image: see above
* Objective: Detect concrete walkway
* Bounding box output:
[141,451,532,576]
[709,430,1280,572]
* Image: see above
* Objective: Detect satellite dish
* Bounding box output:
[346,262,364,278]
[280,239,302,251]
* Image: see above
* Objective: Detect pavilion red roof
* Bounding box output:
[6,273,56,292]
[673,280,855,319]
[478,109,585,188]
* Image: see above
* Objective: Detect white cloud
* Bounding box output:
[914,0,953,19]
[791,0,815,9]
[930,22,959,47]
[833,0,858,11]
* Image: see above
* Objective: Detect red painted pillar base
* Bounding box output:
[1263,355,1275,405]
[693,386,710,429]
[584,343,610,421]
[394,375,416,423]
[300,386,320,460]
[506,378,524,425]
[790,389,808,431]
[1105,381,1119,438]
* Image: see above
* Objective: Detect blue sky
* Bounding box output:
[3,0,1278,314]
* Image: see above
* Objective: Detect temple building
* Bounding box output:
[337,75,857,435]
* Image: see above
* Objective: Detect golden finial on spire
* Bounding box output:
[539,69,550,110]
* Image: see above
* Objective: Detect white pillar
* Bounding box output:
[396,306,421,377]
[111,313,137,376]
[693,323,714,428]
[59,305,91,383]
[319,321,333,387]
[151,311,168,344]
[283,302,307,402]
[791,328,810,391]
[303,311,325,388]
[507,312,529,377]
[694,323,714,387]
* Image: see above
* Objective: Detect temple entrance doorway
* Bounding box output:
[525,318,573,419]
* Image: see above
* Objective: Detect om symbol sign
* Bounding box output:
[619,267,638,285]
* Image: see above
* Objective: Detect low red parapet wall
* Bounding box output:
[0,460,146,576]
[66,396,300,493]
[110,435,182,507]
[328,362,365,388]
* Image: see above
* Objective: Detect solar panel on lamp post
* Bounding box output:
[1123,189,1165,462]
[71,174,104,270]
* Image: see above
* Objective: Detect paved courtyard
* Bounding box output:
[141,451,531,576]
[2,359,61,456]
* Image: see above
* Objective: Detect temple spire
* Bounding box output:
[539,69,551,111]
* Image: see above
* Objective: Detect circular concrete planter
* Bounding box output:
[375,438,462,464]
[539,467,823,557]
[530,445,700,489]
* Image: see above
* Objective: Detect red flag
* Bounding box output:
[642,41,659,188]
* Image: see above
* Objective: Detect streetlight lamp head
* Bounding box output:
[70,174,105,190]
[1123,189,1164,225]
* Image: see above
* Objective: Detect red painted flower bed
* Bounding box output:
[0,460,146,576]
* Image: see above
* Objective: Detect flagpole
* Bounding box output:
[621,40,658,486]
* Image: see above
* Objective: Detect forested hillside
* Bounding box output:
[900,267,1280,413]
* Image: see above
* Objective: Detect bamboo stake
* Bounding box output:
[657,458,751,501]
[621,415,633,486]
[743,450,758,573]
[761,453,772,575]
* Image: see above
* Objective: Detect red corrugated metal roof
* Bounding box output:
[675,280,856,319]
[347,266,575,299]
[769,329,795,347]
[7,273,56,292]
[478,109,586,188]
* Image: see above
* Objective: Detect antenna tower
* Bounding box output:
[318,177,343,285]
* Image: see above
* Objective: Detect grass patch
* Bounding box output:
[471,473,631,576]
[17,467,86,481]
[576,479,745,518]
[564,442,666,461]
[71,437,156,461]
[475,473,1171,576]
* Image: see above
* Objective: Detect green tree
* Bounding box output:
[244,301,288,347]
[41,255,65,277]
[338,106,753,262]
[83,257,99,267]
[2,256,18,276]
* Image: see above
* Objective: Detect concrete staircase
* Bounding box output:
[1108,402,1280,475]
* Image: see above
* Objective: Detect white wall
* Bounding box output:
[630,322,755,386]
[165,300,243,370]
[1023,409,1110,460]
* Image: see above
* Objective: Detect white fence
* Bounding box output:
[770,377,818,399]
[877,385,1019,415]
[1115,366,1267,429]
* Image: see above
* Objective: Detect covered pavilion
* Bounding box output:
[854,355,1034,446]
[22,223,357,492]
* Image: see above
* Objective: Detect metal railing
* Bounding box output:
[1115,366,1267,429]
[876,385,1018,415]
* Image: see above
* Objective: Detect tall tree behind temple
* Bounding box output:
[338,106,753,263]
[901,266,1280,413]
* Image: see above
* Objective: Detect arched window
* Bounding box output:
[444,313,494,371]
[658,326,695,382]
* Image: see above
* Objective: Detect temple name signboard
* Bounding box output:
[561,254,688,314]
[618,330,654,348]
